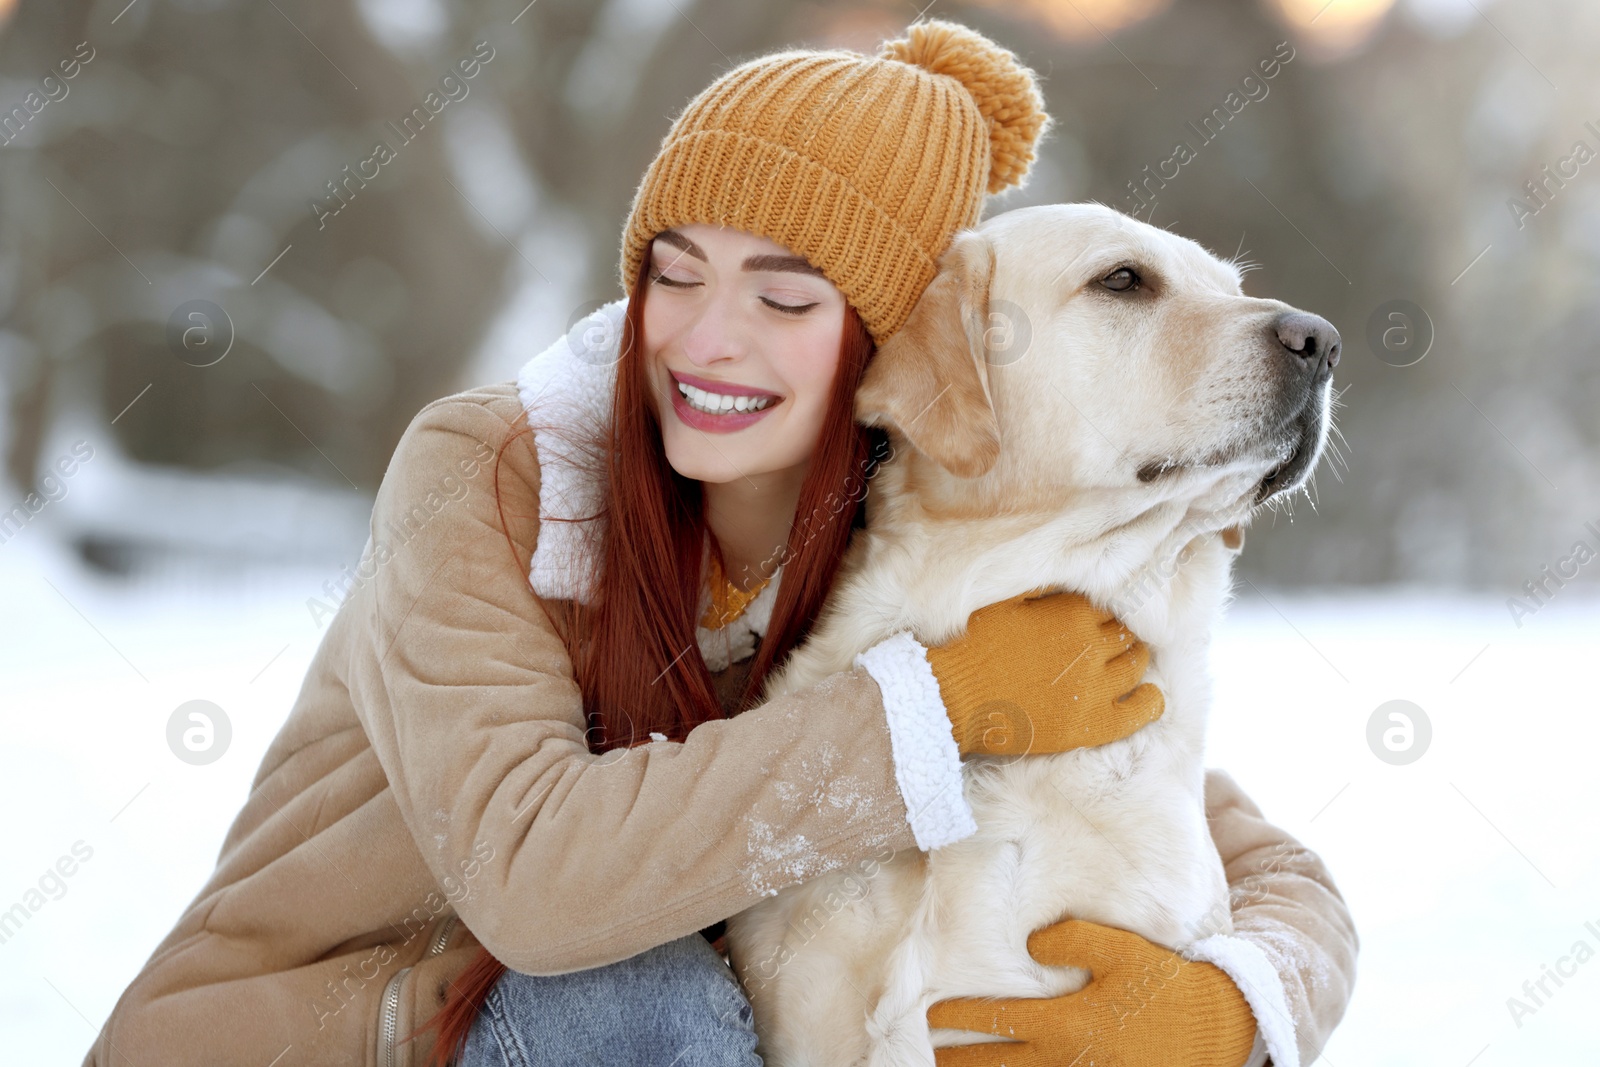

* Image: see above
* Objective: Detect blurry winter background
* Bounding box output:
[2,0,1597,1062]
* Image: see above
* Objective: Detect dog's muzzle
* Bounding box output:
[1254,311,1339,504]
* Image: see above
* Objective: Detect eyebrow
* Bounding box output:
[652,229,826,277]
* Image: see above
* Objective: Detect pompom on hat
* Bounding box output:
[618,18,1052,345]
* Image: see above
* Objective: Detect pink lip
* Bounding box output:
[670,370,781,399]
[668,372,783,434]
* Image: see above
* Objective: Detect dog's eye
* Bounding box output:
[1101,267,1141,292]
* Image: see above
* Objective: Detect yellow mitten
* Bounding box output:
[924,590,1164,757]
[925,919,1259,1067]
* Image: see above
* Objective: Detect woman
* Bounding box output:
[82,19,1355,1067]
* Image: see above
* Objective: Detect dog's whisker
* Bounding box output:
[1323,440,1350,481]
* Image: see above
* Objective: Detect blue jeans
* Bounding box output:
[458,931,763,1065]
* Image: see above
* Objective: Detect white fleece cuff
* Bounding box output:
[1184,933,1299,1067]
[854,631,978,852]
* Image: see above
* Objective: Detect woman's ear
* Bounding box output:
[855,231,1002,479]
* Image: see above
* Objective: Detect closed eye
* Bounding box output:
[650,271,818,316]
[761,297,819,316]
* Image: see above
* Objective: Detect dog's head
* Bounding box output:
[855,203,1338,535]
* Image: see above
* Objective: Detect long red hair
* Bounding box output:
[406,246,886,1064]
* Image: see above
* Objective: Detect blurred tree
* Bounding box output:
[0,0,1594,589]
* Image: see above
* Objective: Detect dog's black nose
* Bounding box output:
[1273,311,1340,375]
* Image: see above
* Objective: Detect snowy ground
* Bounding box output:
[2,532,1596,1065]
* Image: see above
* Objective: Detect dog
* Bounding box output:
[722,202,1339,1066]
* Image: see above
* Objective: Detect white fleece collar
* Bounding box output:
[514,297,782,669]
[515,298,627,605]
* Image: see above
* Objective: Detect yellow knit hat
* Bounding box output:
[618,19,1051,346]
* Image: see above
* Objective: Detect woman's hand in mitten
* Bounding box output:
[925,919,1259,1067]
[924,589,1164,757]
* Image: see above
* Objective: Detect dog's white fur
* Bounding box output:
[723,203,1335,1066]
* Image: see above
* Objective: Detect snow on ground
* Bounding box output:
[1206,582,1600,1065]
[1,532,1597,1065]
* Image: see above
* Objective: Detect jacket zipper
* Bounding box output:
[380,914,460,1067]
[427,913,460,956]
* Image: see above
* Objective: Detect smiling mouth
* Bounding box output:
[670,372,781,415]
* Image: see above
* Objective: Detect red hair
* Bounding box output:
[407,246,886,1065]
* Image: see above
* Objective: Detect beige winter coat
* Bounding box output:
[83,382,1357,1067]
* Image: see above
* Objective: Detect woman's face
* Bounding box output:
[642,223,848,486]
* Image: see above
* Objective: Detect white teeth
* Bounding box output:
[676,380,774,416]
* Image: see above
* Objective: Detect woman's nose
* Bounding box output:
[681,296,751,367]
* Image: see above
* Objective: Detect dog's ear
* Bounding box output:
[855,231,1002,479]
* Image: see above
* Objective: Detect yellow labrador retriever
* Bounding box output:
[724,203,1339,1067]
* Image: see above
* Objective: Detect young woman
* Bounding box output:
[82,20,1355,1067]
